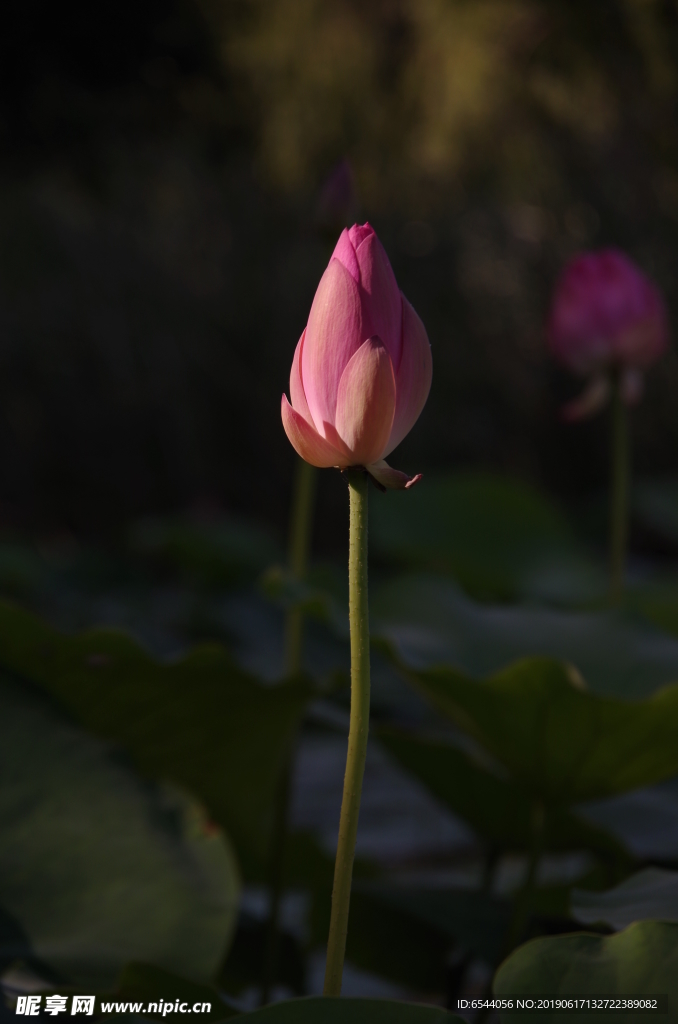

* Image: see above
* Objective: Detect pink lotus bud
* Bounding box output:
[548,249,668,418]
[281,223,432,489]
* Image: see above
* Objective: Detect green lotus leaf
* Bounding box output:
[233,997,462,1022]
[0,674,239,987]
[494,921,678,1023]
[0,600,314,875]
[572,868,678,931]
[378,728,629,861]
[379,650,678,804]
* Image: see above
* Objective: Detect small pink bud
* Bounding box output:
[316,159,358,231]
[548,249,668,417]
[281,223,432,488]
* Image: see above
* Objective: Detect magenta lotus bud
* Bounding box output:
[548,249,668,419]
[281,223,432,489]
[316,159,357,231]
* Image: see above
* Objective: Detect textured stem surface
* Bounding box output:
[609,373,629,605]
[323,469,370,997]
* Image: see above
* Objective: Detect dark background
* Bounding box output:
[2,0,678,553]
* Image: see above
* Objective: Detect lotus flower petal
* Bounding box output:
[302,259,363,434]
[548,249,668,377]
[367,460,422,490]
[616,319,667,370]
[335,337,396,466]
[281,396,347,468]
[348,223,373,249]
[289,330,313,424]
[282,224,430,479]
[330,227,360,283]
[382,296,432,457]
[354,230,403,369]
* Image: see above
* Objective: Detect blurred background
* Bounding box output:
[3,0,678,549]
[3,0,678,1014]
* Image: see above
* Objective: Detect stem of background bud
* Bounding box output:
[609,371,629,605]
[261,457,316,1004]
[476,801,544,1024]
[284,459,317,672]
[503,799,545,953]
[261,749,292,1005]
[323,468,370,997]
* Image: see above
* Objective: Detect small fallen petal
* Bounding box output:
[561,375,610,422]
[367,459,423,490]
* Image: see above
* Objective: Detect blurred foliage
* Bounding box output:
[383,653,678,803]
[371,573,678,699]
[634,477,678,548]
[202,0,678,213]
[366,650,678,970]
[377,728,629,864]
[5,1,678,1001]
[337,889,452,994]
[218,912,305,999]
[370,472,605,604]
[0,672,239,987]
[571,867,678,931]
[0,519,678,1002]
[129,513,281,589]
[494,922,678,1018]
[0,480,676,1005]
[108,963,239,1020]
[0,600,314,876]
[352,883,512,970]
[230,999,461,1023]
[50,963,240,1021]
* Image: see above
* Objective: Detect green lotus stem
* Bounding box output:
[261,457,316,1004]
[609,371,629,605]
[285,458,317,673]
[324,469,371,997]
